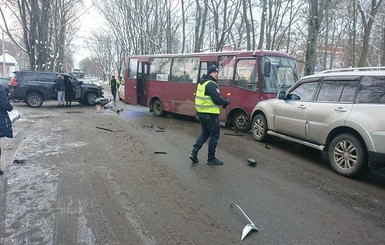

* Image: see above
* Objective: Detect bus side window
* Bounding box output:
[199,62,209,81]
[218,55,235,86]
[150,58,171,81]
[171,57,199,83]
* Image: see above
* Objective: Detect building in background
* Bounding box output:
[0,51,18,77]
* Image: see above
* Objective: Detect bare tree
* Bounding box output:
[357,0,384,67]
[305,0,333,74]
[257,0,267,49]
[0,0,81,71]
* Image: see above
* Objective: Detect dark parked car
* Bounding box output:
[0,77,11,95]
[10,70,103,108]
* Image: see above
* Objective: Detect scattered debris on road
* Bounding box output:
[224,132,244,136]
[94,97,110,106]
[247,158,257,167]
[13,159,26,164]
[231,203,259,241]
[154,151,167,154]
[96,126,116,132]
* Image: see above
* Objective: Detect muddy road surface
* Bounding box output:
[1,100,385,245]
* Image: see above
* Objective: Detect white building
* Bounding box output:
[0,51,18,77]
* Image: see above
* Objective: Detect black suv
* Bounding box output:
[10,70,103,108]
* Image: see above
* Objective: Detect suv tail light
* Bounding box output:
[11,77,17,86]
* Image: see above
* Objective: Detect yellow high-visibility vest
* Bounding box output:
[195,80,220,114]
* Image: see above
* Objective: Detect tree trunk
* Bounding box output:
[257,0,267,49]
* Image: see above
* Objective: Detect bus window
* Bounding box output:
[263,56,298,93]
[149,57,171,81]
[234,59,258,91]
[218,55,236,85]
[171,57,200,83]
[129,58,138,79]
[200,62,209,78]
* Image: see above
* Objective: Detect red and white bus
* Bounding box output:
[124,50,300,132]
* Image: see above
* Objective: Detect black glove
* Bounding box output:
[222,99,230,109]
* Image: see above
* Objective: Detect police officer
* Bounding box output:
[189,65,230,165]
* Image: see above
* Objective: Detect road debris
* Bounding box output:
[94,97,110,106]
[96,126,116,132]
[247,158,257,167]
[154,151,167,154]
[224,132,244,136]
[13,159,27,164]
[231,203,259,240]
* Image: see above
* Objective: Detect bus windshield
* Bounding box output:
[263,56,298,93]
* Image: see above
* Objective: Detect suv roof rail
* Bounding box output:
[319,67,385,73]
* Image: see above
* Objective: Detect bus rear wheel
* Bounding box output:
[152,99,165,116]
[232,111,251,132]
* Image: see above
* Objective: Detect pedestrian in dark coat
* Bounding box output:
[0,85,13,175]
[109,76,118,101]
[55,75,66,107]
[64,77,74,107]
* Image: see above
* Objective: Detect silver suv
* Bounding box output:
[251,68,385,178]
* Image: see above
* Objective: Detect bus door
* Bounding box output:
[137,62,147,106]
[126,58,139,104]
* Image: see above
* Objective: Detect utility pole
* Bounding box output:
[2,30,5,77]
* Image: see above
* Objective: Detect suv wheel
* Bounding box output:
[232,111,250,132]
[85,92,98,105]
[328,133,369,177]
[25,93,43,108]
[252,113,267,141]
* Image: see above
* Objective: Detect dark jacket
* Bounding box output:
[199,74,229,106]
[55,78,66,91]
[0,86,13,138]
[64,78,74,100]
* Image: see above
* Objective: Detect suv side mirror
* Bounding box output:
[278,90,286,100]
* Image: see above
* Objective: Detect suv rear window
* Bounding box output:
[317,80,359,103]
[356,76,385,104]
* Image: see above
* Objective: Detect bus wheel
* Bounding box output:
[152,99,165,116]
[252,114,267,142]
[232,111,250,132]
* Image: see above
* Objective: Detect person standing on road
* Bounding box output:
[110,76,118,101]
[118,76,123,89]
[0,85,13,175]
[55,75,66,107]
[64,77,74,107]
[189,65,230,165]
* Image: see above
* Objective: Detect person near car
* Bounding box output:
[118,76,123,88]
[0,85,13,176]
[64,77,74,107]
[55,75,66,107]
[189,65,230,165]
[110,76,118,101]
